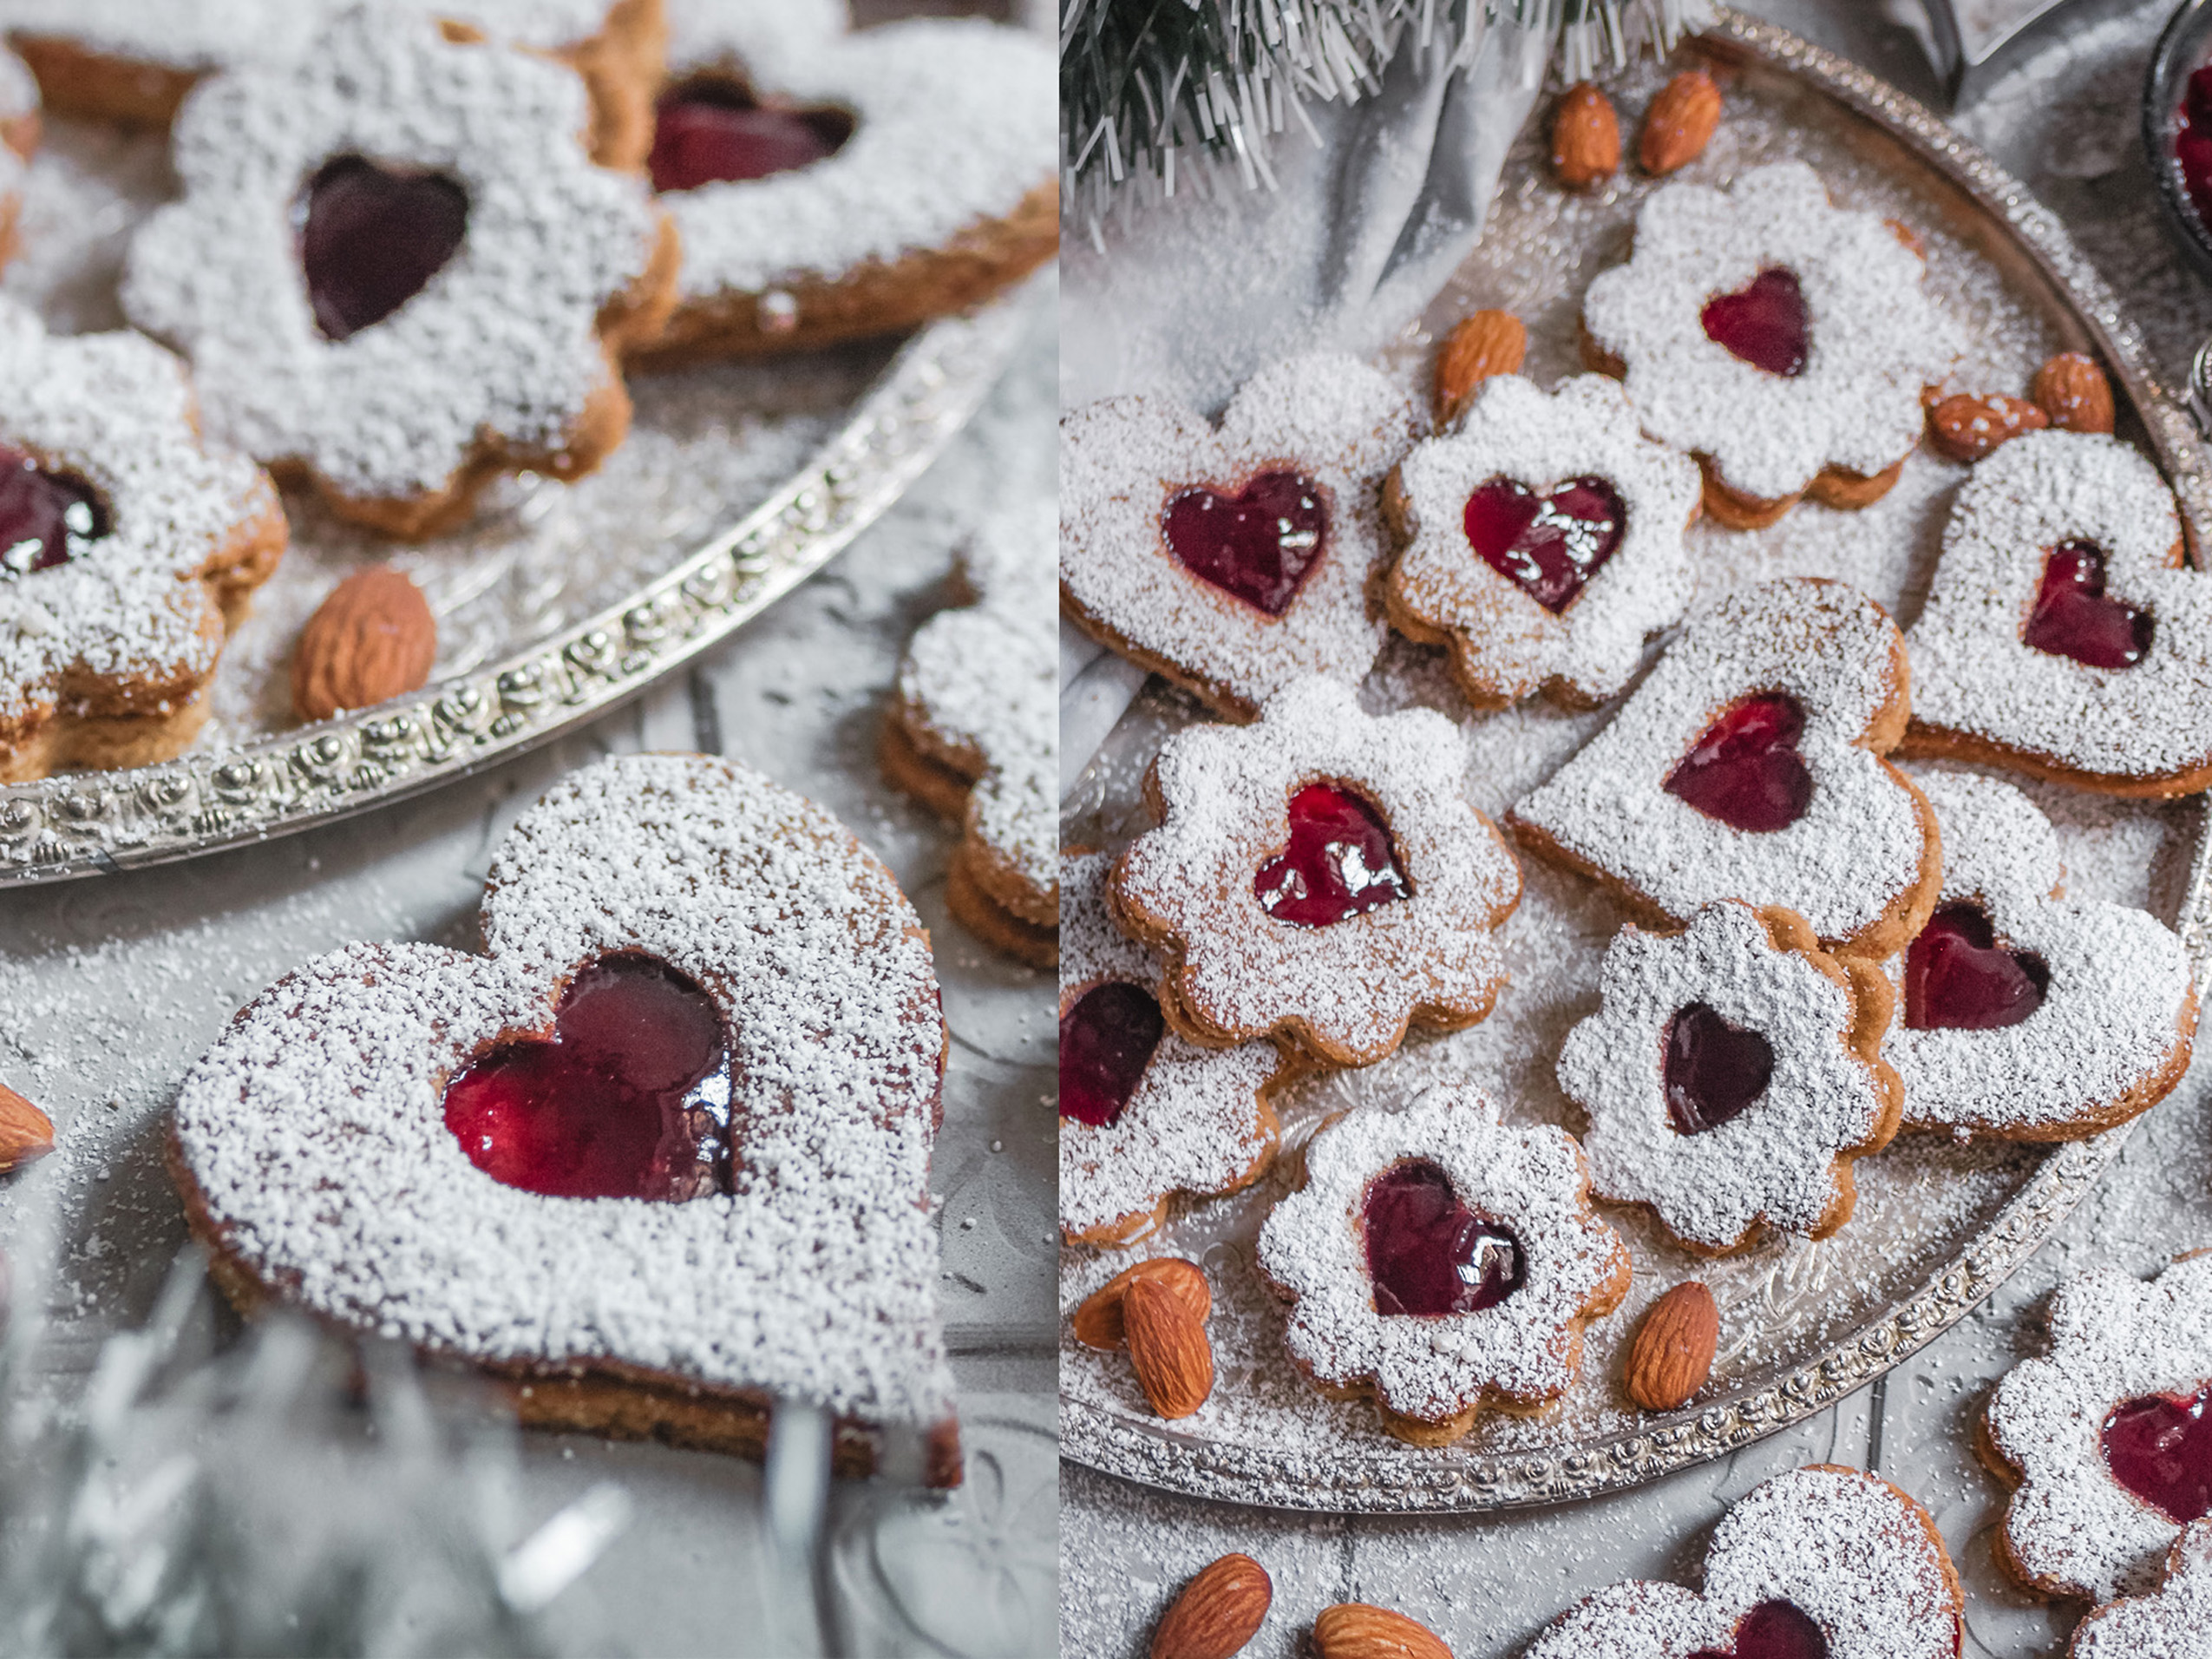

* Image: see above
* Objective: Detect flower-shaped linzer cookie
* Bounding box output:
[1508,578,1941,960]
[1558,900,1901,1255]
[1888,771,2196,1140]
[1061,353,1424,722]
[0,301,286,782]
[1984,1254,2212,1602]
[1522,1465,1963,1658]
[1903,430,2212,797]
[121,8,678,540]
[1384,373,1700,709]
[1059,851,1292,1248]
[2073,1520,2212,1657]
[1254,1085,1629,1446]
[1109,675,1522,1068]
[1582,161,1956,528]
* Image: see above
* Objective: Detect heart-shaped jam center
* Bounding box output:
[2104,1385,2212,1524]
[299,155,468,342]
[1664,1001,1775,1135]
[648,82,855,193]
[1253,784,1410,928]
[1687,1600,1829,1659]
[1462,474,1627,613]
[1362,1159,1525,1317]
[0,445,107,578]
[1903,902,2048,1031]
[1665,693,1814,834]
[442,954,731,1202]
[2022,541,2152,670]
[2176,69,2212,224]
[1701,268,1810,377]
[1059,981,1165,1129]
[1160,472,1327,617]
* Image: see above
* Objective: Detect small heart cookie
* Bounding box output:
[2072,1520,2212,1657]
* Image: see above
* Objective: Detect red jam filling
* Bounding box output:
[442,954,730,1202]
[1664,1001,1775,1136]
[648,82,854,193]
[1903,902,2048,1032]
[1059,981,1165,1129]
[0,446,107,578]
[1700,268,1810,377]
[1253,784,1410,928]
[1160,471,1327,617]
[2104,1386,2212,1525]
[2022,541,2152,670]
[1664,692,1813,834]
[1687,1601,1829,1659]
[1361,1159,1525,1317]
[1461,474,1627,613]
[298,155,468,342]
[2176,68,2212,226]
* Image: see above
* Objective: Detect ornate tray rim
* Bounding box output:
[1059,7,2212,1515]
[0,292,1034,887]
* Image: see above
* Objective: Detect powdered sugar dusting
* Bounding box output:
[2073,1521,2212,1659]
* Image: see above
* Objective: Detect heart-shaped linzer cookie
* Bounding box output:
[169,754,961,1485]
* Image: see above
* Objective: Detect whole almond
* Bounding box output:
[1123,1276,1214,1419]
[0,1084,54,1174]
[1312,1603,1455,1659]
[1928,391,2047,463]
[1625,1281,1720,1411]
[1072,1256,1212,1350]
[1434,311,1527,423]
[2032,351,2115,435]
[1551,82,1620,190]
[1639,69,1720,174]
[291,567,438,723]
[1151,1553,1272,1659]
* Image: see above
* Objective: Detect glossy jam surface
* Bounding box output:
[1253,784,1410,928]
[1664,1001,1776,1136]
[442,955,731,1201]
[1160,472,1327,617]
[2104,1386,2212,1525]
[2176,68,2212,226]
[298,155,468,341]
[1664,693,1814,834]
[1059,981,1165,1129]
[649,82,854,193]
[2022,541,2152,670]
[1903,902,2049,1032]
[1700,268,1810,377]
[1687,1601,1830,1659]
[1461,474,1626,613]
[0,446,107,578]
[1361,1159,1526,1317]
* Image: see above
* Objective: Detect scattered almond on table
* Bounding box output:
[1551,82,1619,190]
[1639,69,1721,174]
[1433,310,1527,423]
[291,566,439,723]
[1625,1280,1720,1411]
[1312,1602,1456,1659]
[1124,1274,1214,1419]
[1928,390,2047,463]
[1072,1256,1212,1349]
[1151,1552,1272,1659]
[2032,350,2116,434]
[0,1083,54,1174]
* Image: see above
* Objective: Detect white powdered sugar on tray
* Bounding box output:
[0,43,36,122]
[2074,1522,2212,1659]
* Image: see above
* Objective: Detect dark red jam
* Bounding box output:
[1059,981,1165,1129]
[1700,268,1810,377]
[298,155,468,342]
[1160,471,1327,617]
[1461,474,1626,613]
[2103,1386,2212,1524]
[2022,541,2152,670]
[442,954,730,1202]
[1687,1600,1829,1659]
[2175,67,2212,227]
[648,82,854,193]
[1253,784,1410,928]
[1361,1159,1525,1317]
[1663,1002,1776,1136]
[0,446,107,578]
[1903,902,2049,1032]
[1664,693,1813,834]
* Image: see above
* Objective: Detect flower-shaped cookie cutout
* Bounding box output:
[121,8,677,540]
[0,301,286,782]
[882,513,1056,967]
[1110,675,1522,1067]
[1508,578,1940,960]
[1059,851,1292,1248]
[1887,771,2196,1140]
[2073,1520,2212,1657]
[643,12,1056,359]
[1384,373,1701,709]
[1984,1253,2212,1602]
[1582,161,1956,528]
[1522,1465,1963,1658]
[1902,430,2212,797]
[169,753,961,1486]
[1558,900,1901,1255]
[1254,1085,1629,1445]
[1062,353,1424,722]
